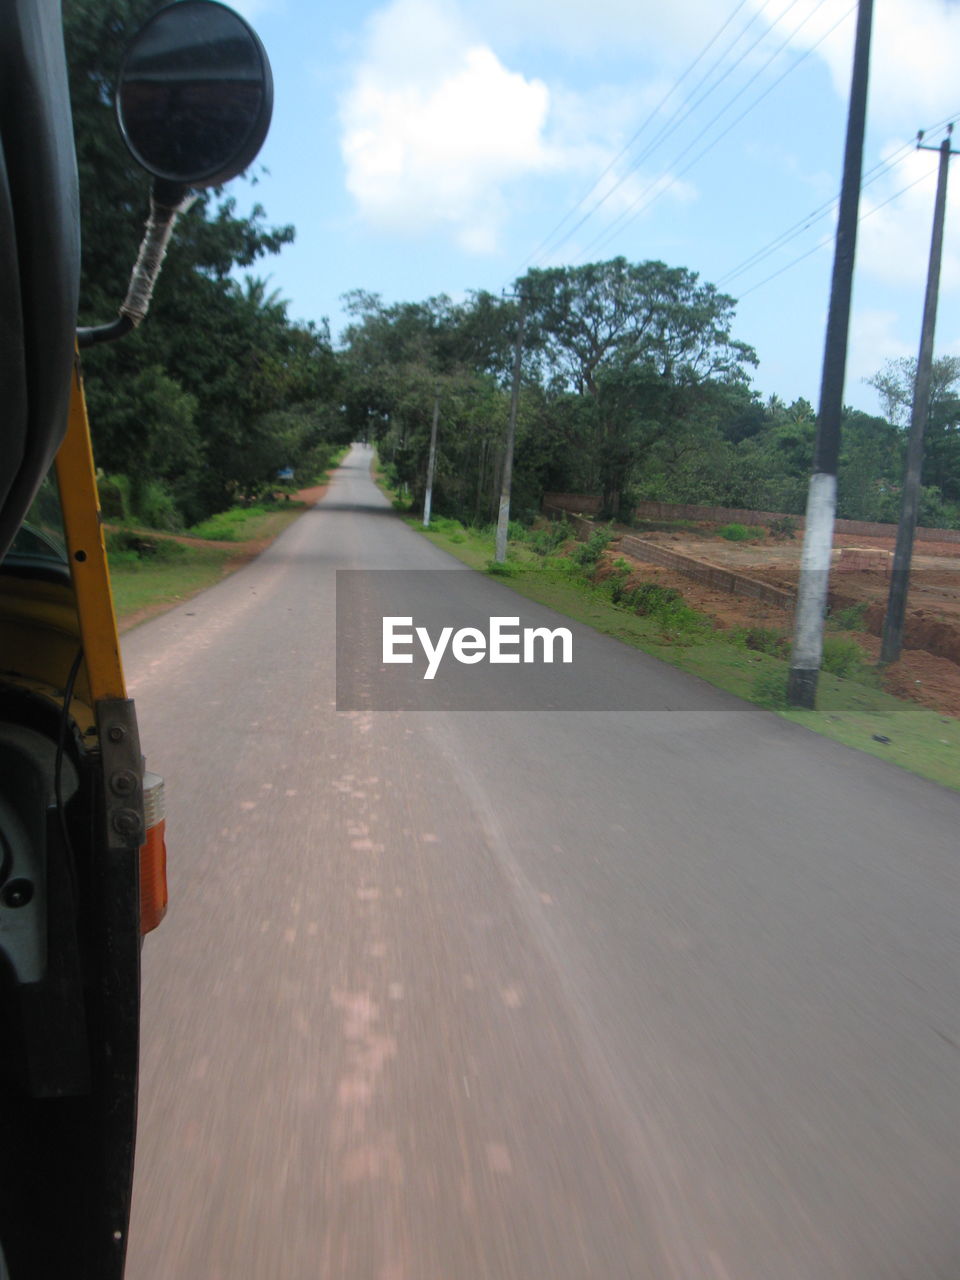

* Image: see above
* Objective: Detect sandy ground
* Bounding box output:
[611,526,960,719]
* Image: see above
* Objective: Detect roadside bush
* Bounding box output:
[131,479,182,531]
[573,526,614,568]
[188,506,269,541]
[529,522,569,557]
[768,516,797,539]
[821,636,868,679]
[105,530,186,565]
[656,600,712,640]
[827,602,868,632]
[718,523,752,541]
[99,473,129,521]
[751,668,789,709]
[740,627,789,658]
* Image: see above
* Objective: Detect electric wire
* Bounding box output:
[579,0,850,263]
[717,111,960,287]
[521,0,810,273]
[735,162,940,300]
[517,0,755,272]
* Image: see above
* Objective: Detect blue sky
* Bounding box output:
[226,0,960,414]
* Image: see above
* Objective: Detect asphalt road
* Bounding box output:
[124,445,960,1280]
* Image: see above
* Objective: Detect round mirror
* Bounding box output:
[116,0,273,188]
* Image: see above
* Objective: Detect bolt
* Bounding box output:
[112,809,142,841]
[2,879,34,909]
[107,725,125,743]
[110,770,138,797]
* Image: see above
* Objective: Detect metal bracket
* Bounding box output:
[96,700,144,851]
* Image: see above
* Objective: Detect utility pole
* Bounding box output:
[422,383,440,528]
[787,0,874,708]
[495,296,526,563]
[881,126,958,664]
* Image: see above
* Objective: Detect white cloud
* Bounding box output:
[460,0,744,59]
[847,307,914,396]
[857,142,960,293]
[748,0,960,129]
[339,0,701,254]
[339,0,551,252]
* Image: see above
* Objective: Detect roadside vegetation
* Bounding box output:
[397,504,959,792]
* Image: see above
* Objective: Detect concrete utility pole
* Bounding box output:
[881,126,958,664]
[495,296,527,564]
[787,0,874,709]
[422,383,441,528]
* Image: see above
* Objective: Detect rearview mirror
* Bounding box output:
[116,0,273,188]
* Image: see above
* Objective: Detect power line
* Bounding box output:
[520,0,803,272]
[717,109,960,287]
[580,0,848,262]
[516,0,755,272]
[735,162,940,299]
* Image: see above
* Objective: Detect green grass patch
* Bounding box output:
[109,542,236,622]
[718,522,753,541]
[187,501,300,542]
[413,516,960,792]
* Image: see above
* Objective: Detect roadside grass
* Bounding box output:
[415,515,960,792]
[108,455,347,625]
[109,543,237,621]
[187,498,309,542]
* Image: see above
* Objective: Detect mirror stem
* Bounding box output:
[77,183,195,348]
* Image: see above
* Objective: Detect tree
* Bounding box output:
[517,259,757,512]
[63,0,342,523]
[867,356,960,502]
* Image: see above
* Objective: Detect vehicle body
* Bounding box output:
[0,3,271,1273]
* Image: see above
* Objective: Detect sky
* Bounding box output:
[224,0,960,414]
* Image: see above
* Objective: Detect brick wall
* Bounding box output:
[543,494,960,545]
[542,504,794,610]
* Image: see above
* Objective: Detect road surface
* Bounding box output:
[124,445,960,1279]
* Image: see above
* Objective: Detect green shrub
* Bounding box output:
[828,602,868,632]
[718,523,752,541]
[627,583,682,614]
[486,559,518,577]
[573,526,614,568]
[99,474,129,521]
[768,515,798,539]
[188,505,268,541]
[132,479,182,531]
[529,522,569,557]
[821,636,867,678]
[105,530,186,564]
[740,627,789,657]
[656,600,712,639]
[751,669,789,709]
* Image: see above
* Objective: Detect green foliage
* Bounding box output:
[735,627,790,657]
[768,516,797,539]
[187,504,273,541]
[751,669,790,709]
[573,527,613,568]
[105,530,187,565]
[821,636,869,679]
[828,603,868,632]
[63,0,345,523]
[98,473,129,521]
[486,559,519,577]
[718,523,751,541]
